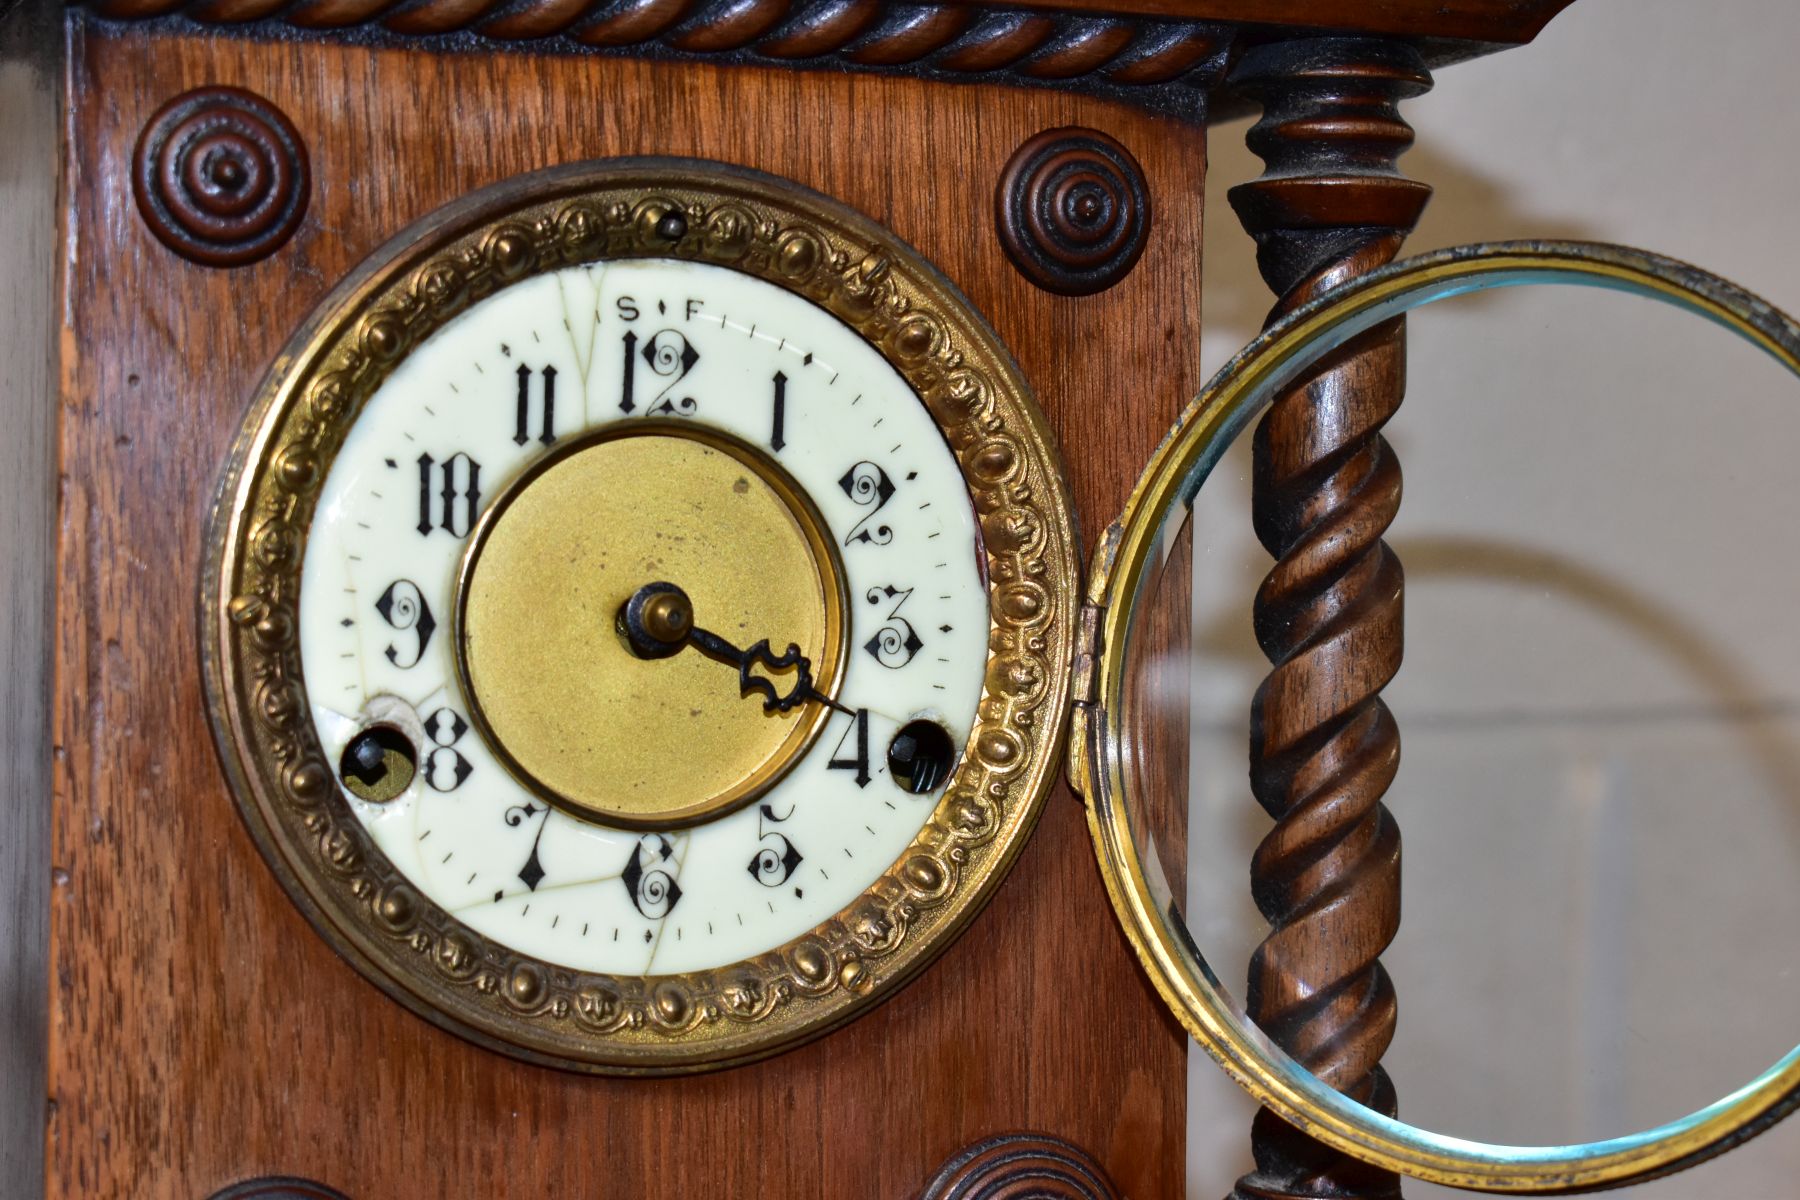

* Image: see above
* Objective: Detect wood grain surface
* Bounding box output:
[50,18,1205,1198]
[1,2,60,1196]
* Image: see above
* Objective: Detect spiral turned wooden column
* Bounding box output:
[1224,38,1433,1200]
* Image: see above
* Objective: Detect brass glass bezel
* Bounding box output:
[1073,241,1800,1191]
[202,159,1079,1073]
[452,419,853,831]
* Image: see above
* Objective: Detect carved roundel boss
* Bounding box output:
[203,159,1079,1071]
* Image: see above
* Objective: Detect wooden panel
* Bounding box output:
[50,19,1205,1200]
[0,1,60,1195]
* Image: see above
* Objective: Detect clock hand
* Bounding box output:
[621,581,850,716]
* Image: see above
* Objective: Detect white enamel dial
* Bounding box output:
[299,258,989,977]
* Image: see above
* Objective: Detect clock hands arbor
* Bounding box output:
[622,581,853,717]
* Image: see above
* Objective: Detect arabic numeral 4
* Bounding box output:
[827,707,871,788]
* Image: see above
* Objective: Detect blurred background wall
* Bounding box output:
[1184,1,1800,1195]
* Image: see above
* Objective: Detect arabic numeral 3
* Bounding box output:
[862,584,923,668]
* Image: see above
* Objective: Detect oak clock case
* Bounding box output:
[203,159,1079,1073]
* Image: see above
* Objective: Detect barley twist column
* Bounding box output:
[1223,38,1433,1200]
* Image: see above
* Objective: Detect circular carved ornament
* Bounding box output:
[920,1133,1122,1199]
[996,128,1150,297]
[133,85,310,267]
[207,1179,349,1200]
[202,159,1079,1073]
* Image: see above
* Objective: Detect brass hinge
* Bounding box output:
[1071,601,1103,708]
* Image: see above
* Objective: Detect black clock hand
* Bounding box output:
[621,581,850,715]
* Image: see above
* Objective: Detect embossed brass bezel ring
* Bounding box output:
[1074,241,1800,1192]
[202,159,1079,1073]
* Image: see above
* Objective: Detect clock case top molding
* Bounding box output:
[9,0,1581,1198]
[69,0,1576,121]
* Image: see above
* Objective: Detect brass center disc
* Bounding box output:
[455,421,847,829]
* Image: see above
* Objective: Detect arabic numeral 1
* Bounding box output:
[770,370,787,451]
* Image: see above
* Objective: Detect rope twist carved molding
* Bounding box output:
[1226,37,1432,1200]
[81,0,1233,110]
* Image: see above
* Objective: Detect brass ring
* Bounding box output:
[1075,242,1800,1192]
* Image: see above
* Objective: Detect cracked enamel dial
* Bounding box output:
[206,162,1078,1072]
[301,258,989,976]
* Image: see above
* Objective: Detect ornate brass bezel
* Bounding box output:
[202,158,1079,1073]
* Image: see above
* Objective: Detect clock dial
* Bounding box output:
[205,161,1078,1070]
[298,259,989,976]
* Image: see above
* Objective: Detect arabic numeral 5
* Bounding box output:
[747,802,804,887]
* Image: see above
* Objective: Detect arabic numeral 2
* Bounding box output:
[416,451,481,537]
[513,364,557,446]
[827,708,871,788]
[838,461,894,546]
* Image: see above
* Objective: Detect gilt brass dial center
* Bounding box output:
[454,422,847,829]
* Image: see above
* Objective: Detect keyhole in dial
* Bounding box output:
[339,724,417,803]
[886,719,957,795]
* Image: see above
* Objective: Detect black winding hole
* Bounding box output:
[338,724,417,803]
[887,719,957,795]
